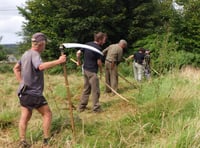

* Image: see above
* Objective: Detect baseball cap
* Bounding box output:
[31,32,47,42]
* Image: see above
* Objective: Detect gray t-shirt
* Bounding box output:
[18,49,44,96]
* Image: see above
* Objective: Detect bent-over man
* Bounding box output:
[103,39,127,94]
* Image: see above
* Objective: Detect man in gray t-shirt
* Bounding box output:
[13,32,66,147]
[18,49,44,96]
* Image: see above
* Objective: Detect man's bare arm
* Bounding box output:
[13,63,22,83]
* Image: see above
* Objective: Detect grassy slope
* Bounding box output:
[1,66,200,147]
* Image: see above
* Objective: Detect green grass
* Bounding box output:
[1,66,200,147]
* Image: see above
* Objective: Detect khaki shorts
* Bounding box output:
[18,94,48,110]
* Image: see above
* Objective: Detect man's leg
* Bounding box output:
[110,64,118,92]
[133,62,138,81]
[137,64,144,81]
[105,62,111,93]
[90,73,101,111]
[19,106,32,141]
[79,71,90,111]
[37,105,52,139]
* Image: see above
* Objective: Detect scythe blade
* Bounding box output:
[62,43,103,56]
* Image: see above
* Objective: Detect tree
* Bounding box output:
[18,0,162,59]
[0,45,7,61]
[171,0,200,52]
[168,0,200,66]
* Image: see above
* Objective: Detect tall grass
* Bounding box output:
[0,66,200,147]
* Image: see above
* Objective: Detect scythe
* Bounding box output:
[62,43,103,55]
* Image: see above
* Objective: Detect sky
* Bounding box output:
[0,0,26,44]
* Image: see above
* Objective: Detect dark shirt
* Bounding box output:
[82,41,102,73]
[134,52,145,64]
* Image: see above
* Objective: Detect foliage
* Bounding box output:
[0,110,18,129]
[0,63,14,73]
[0,45,7,61]
[171,0,200,53]
[14,0,200,73]
[2,44,19,55]
[17,0,163,58]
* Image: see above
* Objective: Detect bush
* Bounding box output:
[0,45,7,61]
[0,63,14,73]
[0,110,18,129]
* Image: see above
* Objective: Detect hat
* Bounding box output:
[31,32,47,42]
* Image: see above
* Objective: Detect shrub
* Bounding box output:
[0,110,18,129]
[0,63,14,73]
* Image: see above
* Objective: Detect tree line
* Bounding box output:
[16,0,200,74]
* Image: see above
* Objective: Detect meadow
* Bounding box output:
[0,65,200,148]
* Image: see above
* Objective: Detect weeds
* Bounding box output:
[1,67,200,147]
[0,110,18,129]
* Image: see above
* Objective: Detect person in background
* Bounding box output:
[13,32,66,148]
[144,49,151,80]
[127,47,145,82]
[76,32,107,113]
[103,39,127,94]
